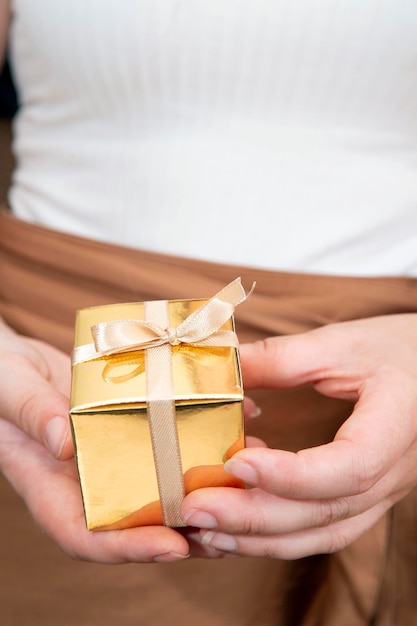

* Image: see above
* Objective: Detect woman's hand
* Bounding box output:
[0,319,190,563]
[181,314,417,559]
[0,318,72,459]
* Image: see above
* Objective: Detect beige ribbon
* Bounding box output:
[72,277,253,526]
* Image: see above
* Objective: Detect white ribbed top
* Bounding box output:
[8,0,417,275]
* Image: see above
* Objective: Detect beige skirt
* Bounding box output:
[1,209,417,625]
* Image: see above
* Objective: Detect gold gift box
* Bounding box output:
[70,296,245,531]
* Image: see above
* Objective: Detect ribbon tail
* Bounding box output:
[212,276,251,307]
[72,343,101,364]
[175,277,254,344]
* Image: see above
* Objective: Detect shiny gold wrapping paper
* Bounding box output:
[70,299,245,531]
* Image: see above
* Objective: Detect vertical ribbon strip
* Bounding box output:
[144,299,185,527]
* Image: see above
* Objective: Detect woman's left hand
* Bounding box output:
[181,314,417,559]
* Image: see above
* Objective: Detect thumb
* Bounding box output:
[0,353,73,460]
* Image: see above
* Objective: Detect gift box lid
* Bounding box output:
[70,299,243,413]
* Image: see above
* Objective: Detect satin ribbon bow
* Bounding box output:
[72,277,253,527]
[72,278,249,365]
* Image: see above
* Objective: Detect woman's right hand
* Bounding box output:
[0,318,72,459]
[0,319,190,563]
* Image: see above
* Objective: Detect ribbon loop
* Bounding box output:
[72,277,254,365]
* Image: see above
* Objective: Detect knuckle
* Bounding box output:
[262,539,302,561]
[355,462,379,494]
[242,491,269,535]
[257,337,275,356]
[254,338,282,385]
[17,390,43,438]
[326,526,351,553]
[348,447,382,495]
[58,536,91,562]
[241,512,268,536]
[17,383,57,444]
[318,497,350,527]
[262,544,280,559]
[65,546,86,561]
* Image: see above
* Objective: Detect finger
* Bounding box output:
[197,499,391,560]
[27,338,71,397]
[239,333,331,390]
[182,486,357,535]
[240,327,364,403]
[224,382,417,500]
[223,441,377,502]
[180,527,228,559]
[0,351,73,460]
[0,418,189,563]
[246,436,268,448]
[243,396,262,420]
[182,473,407,537]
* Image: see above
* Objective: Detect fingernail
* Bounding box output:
[44,416,69,458]
[182,509,218,529]
[201,531,237,552]
[153,552,190,563]
[223,459,258,485]
[249,406,262,419]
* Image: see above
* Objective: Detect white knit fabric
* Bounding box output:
[8,0,417,275]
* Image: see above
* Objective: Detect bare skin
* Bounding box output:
[181,314,417,559]
[0,320,191,562]
[2,313,417,562]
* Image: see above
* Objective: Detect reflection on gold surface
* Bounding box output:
[71,403,244,530]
